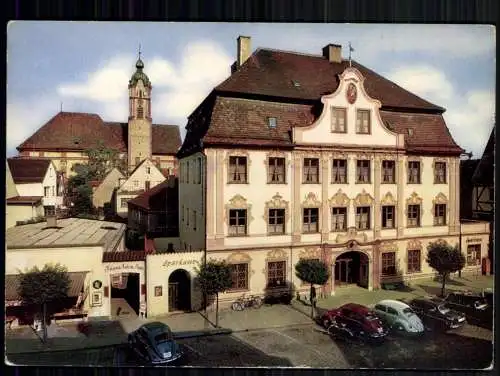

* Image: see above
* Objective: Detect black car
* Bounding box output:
[444,291,492,328]
[409,297,466,331]
[128,322,183,365]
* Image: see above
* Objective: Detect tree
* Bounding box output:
[295,258,330,318]
[66,141,126,215]
[426,241,466,297]
[18,263,71,343]
[195,260,233,327]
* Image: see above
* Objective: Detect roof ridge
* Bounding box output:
[256,47,334,60]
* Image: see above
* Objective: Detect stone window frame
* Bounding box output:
[264,150,289,185]
[466,244,481,266]
[405,192,423,228]
[432,192,449,226]
[381,192,397,229]
[225,150,251,185]
[225,194,253,237]
[226,252,253,292]
[353,189,374,230]
[407,156,423,184]
[263,193,290,235]
[331,106,348,133]
[355,153,373,184]
[381,251,397,276]
[355,108,371,134]
[433,158,448,184]
[329,189,350,232]
[301,192,321,233]
[303,157,321,184]
[407,248,422,274]
[263,249,288,289]
[332,158,349,184]
[381,159,397,184]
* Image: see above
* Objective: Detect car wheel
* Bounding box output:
[231,302,240,311]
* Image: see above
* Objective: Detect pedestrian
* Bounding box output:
[139,301,147,319]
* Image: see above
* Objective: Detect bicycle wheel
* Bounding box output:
[231,302,242,311]
[253,296,263,308]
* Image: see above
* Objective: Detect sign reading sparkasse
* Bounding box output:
[162,259,200,268]
[104,262,145,272]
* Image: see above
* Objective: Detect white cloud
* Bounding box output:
[55,40,233,136]
[386,65,495,158]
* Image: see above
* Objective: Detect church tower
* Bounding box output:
[128,50,152,172]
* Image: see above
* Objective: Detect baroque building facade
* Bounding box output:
[176,37,490,307]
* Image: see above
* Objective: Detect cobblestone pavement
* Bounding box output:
[7,322,493,369]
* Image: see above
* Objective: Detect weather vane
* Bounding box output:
[348,42,355,67]
[138,43,142,59]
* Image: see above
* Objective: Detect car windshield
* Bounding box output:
[402,307,415,316]
[154,331,173,343]
[438,304,450,314]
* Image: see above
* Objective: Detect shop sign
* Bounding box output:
[162,259,200,268]
[104,262,144,273]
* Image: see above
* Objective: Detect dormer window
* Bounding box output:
[292,80,301,87]
[268,117,277,129]
[407,128,414,136]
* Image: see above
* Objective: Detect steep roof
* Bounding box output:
[17,112,181,155]
[127,179,171,210]
[7,158,51,184]
[180,47,462,157]
[217,49,444,112]
[472,125,495,185]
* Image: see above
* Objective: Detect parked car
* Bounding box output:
[128,322,183,365]
[408,297,466,331]
[373,299,425,335]
[444,291,492,328]
[320,303,389,343]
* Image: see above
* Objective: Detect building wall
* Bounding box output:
[116,159,166,216]
[128,79,152,172]
[146,251,204,317]
[6,203,44,228]
[179,152,206,251]
[6,162,19,199]
[92,168,125,209]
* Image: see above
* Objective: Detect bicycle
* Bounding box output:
[231,294,263,311]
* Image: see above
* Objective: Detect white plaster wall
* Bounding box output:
[146,252,204,316]
[16,183,43,197]
[119,159,165,192]
[293,68,402,148]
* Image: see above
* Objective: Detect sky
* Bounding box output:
[7,22,496,158]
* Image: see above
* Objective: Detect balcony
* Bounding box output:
[42,195,64,207]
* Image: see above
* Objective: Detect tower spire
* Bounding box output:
[138,43,141,60]
[348,42,355,68]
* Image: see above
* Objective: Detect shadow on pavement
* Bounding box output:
[5,319,129,365]
[119,331,294,367]
[329,325,493,369]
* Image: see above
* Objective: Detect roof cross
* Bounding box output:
[138,43,142,59]
[348,42,355,67]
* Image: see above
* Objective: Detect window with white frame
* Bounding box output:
[331,107,347,133]
[268,209,285,234]
[268,157,286,183]
[303,158,319,183]
[356,109,370,134]
[229,209,247,236]
[434,204,447,226]
[228,156,247,183]
[407,204,421,227]
[356,160,371,183]
[382,160,395,183]
[356,206,370,230]
[382,205,395,229]
[302,208,319,233]
[408,161,421,184]
[332,159,347,183]
[331,207,347,231]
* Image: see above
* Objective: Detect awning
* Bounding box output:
[5,271,88,306]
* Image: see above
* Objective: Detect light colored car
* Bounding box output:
[373,299,425,334]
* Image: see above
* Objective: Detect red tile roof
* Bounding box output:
[217,49,444,112]
[102,251,147,262]
[17,112,181,155]
[127,179,171,210]
[7,158,51,183]
[6,196,43,204]
[180,47,462,157]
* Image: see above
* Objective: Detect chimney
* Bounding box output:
[232,35,251,72]
[322,44,342,63]
[46,215,57,228]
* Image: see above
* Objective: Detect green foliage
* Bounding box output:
[195,260,233,296]
[18,263,71,306]
[295,258,330,286]
[426,241,466,296]
[66,141,126,215]
[426,242,465,275]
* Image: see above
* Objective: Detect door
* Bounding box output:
[168,283,179,311]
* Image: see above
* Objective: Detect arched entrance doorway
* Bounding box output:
[334,251,369,288]
[111,272,140,317]
[168,269,191,312]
